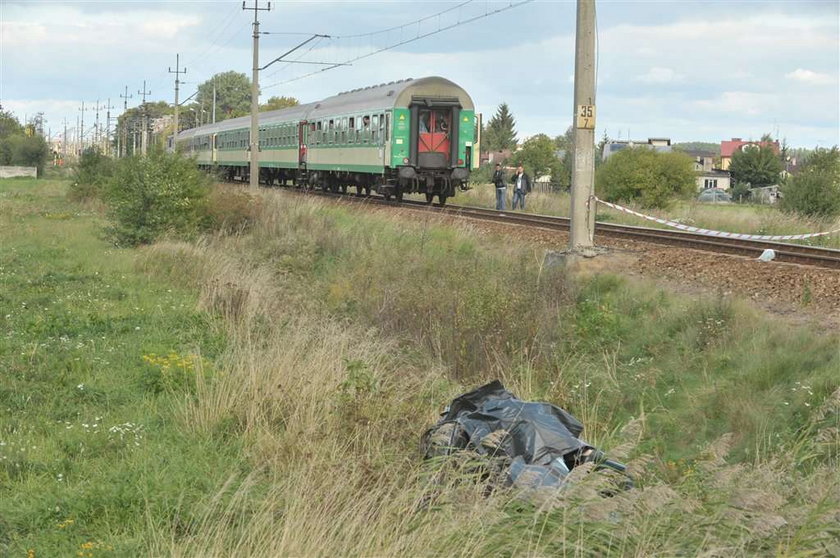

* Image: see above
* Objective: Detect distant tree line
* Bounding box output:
[0,110,50,175]
[113,71,299,155]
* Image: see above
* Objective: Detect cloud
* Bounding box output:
[636,67,684,84]
[785,68,835,85]
[693,91,780,116]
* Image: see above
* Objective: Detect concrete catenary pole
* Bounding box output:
[93,99,102,149]
[243,0,271,189]
[104,99,115,155]
[138,81,151,156]
[119,86,133,157]
[212,77,216,124]
[169,54,187,145]
[569,0,597,252]
[78,102,90,154]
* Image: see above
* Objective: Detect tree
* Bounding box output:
[513,134,560,180]
[261,96,299,112]
[729,137,783,187]
[115,101,173,156]
[196,71,252,121]
[483,103,517,152]
[596,148,695,209]
[0,110,49,174]
[780,147,840,218]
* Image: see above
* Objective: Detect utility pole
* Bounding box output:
[93,99,103,150]
[78,102,90,153]
[169,53,187,143]
[212,76,217,124]
[243,0,271,189]
[569,0,597,252]
[104,99,115,156]
[119,86,133,157]
[138,80,151,156]
[62,119,67,163]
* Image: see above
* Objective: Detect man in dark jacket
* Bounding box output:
[510,165,531,210]
[492,163,507,210]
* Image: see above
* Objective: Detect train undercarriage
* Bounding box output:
[203,164,468,205]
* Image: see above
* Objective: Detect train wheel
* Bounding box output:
[425,193,434,204]
[396,190,404,202]
[365,186,372,196]
[341,185,348,194]
[356,185,365,197]
[383,192,392,201]
[438,194,448,206]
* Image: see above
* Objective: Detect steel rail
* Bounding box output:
[282,187,840,270]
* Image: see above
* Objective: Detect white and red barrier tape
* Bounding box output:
[594,197,840,241]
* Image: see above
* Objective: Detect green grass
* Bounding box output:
[0,178,240,555]
[2,177,838,556]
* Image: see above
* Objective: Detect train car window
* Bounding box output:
[371,115,379,128]
[385,113,390,141]
[328,120,334,129]
[342,117,348,131]
[349,117,355,129]
[317,121,322,131]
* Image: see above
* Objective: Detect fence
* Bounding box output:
[0,166,37,178]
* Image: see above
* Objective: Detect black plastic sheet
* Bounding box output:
[423,380,630,489]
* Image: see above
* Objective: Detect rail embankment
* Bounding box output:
[1,177,837,556]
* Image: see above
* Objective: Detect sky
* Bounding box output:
[1,0,838,148]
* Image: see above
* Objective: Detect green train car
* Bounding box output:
[174,76,477,204]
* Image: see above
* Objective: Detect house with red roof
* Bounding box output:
[720,138,780,170]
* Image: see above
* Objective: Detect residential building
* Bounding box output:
[719,137,780,170]
[602,137,672,160]
[696,169,731,191]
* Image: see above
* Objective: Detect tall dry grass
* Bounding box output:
[138,190,838,556]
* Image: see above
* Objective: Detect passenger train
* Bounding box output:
[172,76,478,204]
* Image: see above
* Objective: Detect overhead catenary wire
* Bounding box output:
[262,0,534,90]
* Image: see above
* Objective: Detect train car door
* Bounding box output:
[417,108,451,168]
[211,133,218,164]
[298,121,307,168]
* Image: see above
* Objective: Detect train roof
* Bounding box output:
[176,76,474,140]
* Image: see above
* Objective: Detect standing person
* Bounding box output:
[510,165,531,210]
[492,163,507,211]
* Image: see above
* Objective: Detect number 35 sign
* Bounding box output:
[576,105,596,130]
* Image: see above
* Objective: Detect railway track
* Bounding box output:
[286,188,840,270]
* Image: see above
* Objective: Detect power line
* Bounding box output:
[262,0,533,90]
[333,1,473,40]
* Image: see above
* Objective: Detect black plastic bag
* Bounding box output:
[422,380,631,489]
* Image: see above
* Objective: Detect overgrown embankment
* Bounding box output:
[2,177,838,556]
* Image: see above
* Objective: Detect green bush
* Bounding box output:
[780,147,840,218]
[596,148,695,208]
[68,147,114,201]
[105,150,211,246]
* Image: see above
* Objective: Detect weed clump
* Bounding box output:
[68,147,114,201]
[104,150,212,246]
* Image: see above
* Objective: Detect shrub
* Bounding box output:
[68,147,114,201]
[206,184,262,234]
[596,148,695,209]
[105,150,211,246]
[780,147,840,218]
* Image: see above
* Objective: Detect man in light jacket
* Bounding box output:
[510,165,531,210]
